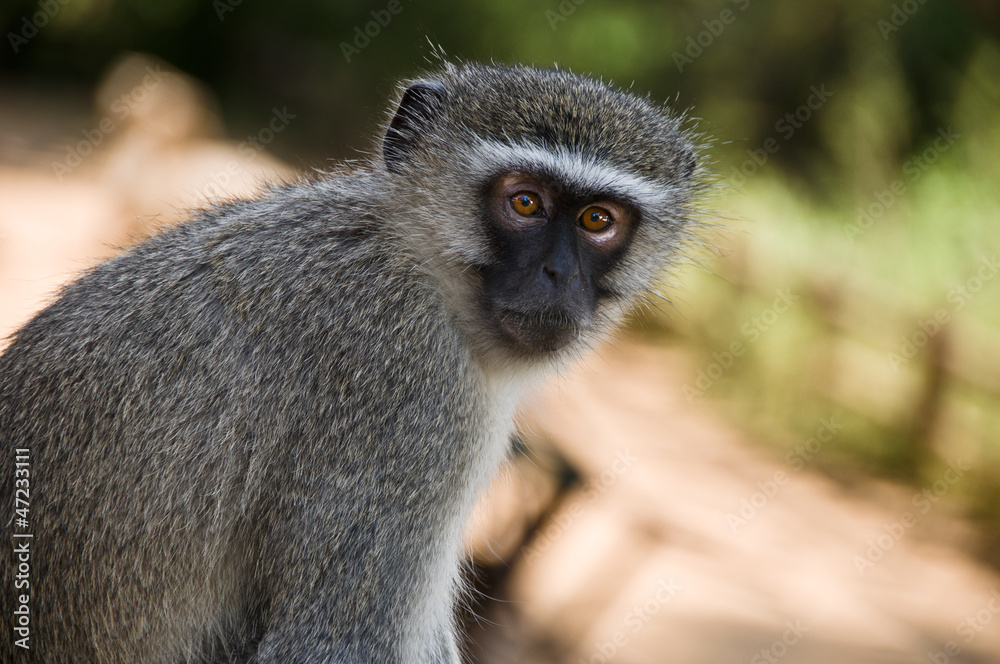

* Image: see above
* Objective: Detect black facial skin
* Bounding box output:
[478,172,638,355]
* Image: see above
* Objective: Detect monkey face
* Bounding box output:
[477,172,638,355]
[382,64,701,365]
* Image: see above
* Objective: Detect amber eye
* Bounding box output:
[510,191,541,216]
[580,206,613,232]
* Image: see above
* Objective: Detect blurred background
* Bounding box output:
[2,0,999,662]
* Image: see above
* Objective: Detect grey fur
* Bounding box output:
[1,62,701,663]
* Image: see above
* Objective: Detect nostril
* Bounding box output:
[541,263,581,287]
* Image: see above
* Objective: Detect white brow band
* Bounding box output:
[473,141,671,210]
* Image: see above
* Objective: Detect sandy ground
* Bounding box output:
[465,342,1000,663]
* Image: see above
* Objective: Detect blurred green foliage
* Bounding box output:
[2,0,996,179]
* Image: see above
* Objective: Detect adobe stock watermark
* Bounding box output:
[926,588,1000,663]
[726,416,843,533]
[51,65,171,181]
[683,289,798,403]
[192,107,297,201]
[727,84,833,189]
[7,0,70,54]
[577,577,683,664]
[885,254,999,372]
[750,620,810,664]
[520,449,637,564]
[877,0,929,41]
[672,0,751,73]
[843,127,959,244]
[213,0,242,21]
[546,0,588,31]
[852,458,971,576]
[340,0,407,63]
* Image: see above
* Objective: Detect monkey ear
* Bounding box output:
[383,81,447,174]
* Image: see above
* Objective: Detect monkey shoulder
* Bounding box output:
[0,176,482,452]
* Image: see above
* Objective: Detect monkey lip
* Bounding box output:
[495,308,581,353]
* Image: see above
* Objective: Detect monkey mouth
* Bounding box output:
[495,308,581,353]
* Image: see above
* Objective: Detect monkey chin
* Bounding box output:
[495,308,583,355]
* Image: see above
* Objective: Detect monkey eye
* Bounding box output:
[579,206,613,233]
[510,191,542,216]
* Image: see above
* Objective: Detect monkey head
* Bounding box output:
[380,62,702,365]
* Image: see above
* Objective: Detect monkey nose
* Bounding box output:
[540,261,580,289]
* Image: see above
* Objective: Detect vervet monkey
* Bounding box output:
[1,62,700,663]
